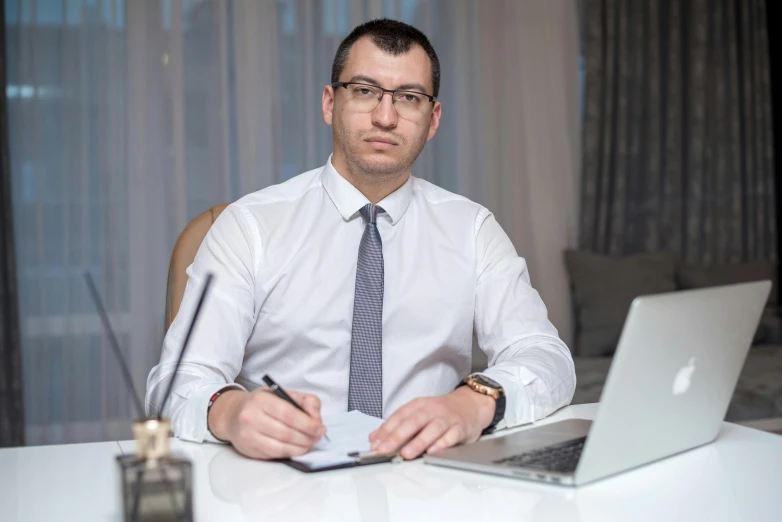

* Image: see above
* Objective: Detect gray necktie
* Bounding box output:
[348,204,385,418]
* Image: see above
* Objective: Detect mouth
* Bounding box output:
[364,138,399,150]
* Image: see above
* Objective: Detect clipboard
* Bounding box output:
[282,450,402,473]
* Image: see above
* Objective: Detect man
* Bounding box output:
[146,19,575,461]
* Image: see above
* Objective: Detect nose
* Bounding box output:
[371,92,398,130]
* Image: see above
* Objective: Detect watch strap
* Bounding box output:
[483,393,506,435]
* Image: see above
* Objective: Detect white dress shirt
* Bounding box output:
[146,157,576,442]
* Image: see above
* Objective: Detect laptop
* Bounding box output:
[425,281,771,486]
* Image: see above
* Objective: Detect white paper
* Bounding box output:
[291,410,384,469]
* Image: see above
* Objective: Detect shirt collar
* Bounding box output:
[321,155,413,225]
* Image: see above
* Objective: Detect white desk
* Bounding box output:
[2,404,781,521]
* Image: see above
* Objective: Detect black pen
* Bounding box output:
[262,375,330,443]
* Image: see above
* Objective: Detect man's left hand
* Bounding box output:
[368,386,496,460]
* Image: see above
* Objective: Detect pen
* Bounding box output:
[262,374,330,443]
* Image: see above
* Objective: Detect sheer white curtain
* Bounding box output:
[5,0,580,445]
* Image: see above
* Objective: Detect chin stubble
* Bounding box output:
[338,125,427,182]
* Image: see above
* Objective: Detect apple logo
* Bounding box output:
[673,357,697,395]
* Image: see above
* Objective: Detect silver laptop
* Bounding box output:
[425,281,771,486]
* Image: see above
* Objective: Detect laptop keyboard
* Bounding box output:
[495,436,587,473]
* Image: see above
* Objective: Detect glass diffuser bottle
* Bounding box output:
[117,417,193,522]
[85,272,215,522]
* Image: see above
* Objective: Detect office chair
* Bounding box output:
[165,203,229,330]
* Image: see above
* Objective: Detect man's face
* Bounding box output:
[323,37,442,180]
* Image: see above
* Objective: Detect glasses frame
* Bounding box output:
[331,81,437,106]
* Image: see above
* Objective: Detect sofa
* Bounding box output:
[565,251,782,422]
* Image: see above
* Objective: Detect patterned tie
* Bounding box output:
[348,204,385,418]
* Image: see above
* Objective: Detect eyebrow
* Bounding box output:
[347,75,430,95]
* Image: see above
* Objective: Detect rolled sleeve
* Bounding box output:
[473,210,576,428]
[145,205,259,443]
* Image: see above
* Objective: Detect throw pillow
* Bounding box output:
[677,260,778,345]
[677,259,777,306]
[565,250,677,356]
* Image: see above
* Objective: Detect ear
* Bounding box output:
[322,85,335,126]
[427,101,442,141]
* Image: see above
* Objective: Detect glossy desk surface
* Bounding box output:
[2,403,781,521]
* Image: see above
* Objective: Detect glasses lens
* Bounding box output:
[345,84,383,112]
[393,91,427,120]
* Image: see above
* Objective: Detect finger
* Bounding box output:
[370,409,411,449]
[375,408,432,454]
[370,400,421,446]
[399,417,451,460]
[288,391,323,424]
[233,406,315,451]
[244,431,311,460]
[256,412,322,448]
[262,394,325,439]
[426,425,465,455]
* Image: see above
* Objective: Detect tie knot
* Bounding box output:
[360,204,384,225]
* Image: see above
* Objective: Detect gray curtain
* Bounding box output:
[580,0,776,263]
[0,0,25,447]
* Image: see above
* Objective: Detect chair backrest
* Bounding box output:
[165,203,229,330]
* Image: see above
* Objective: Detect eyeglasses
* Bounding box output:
[331,82,436,121]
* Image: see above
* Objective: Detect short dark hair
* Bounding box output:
[331,18,441,98]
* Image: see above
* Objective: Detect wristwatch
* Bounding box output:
[457,373,506,434]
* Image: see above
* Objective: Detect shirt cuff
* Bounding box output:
[187,382,246,444]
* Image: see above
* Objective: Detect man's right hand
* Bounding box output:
[207,388,327,460]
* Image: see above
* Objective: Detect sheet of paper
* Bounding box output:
[290,410,384,469]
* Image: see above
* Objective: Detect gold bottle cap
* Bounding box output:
[132,417,171,463]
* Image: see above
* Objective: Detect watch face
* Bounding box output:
[470,374,501,390]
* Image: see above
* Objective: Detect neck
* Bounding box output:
[331,151,410,205]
